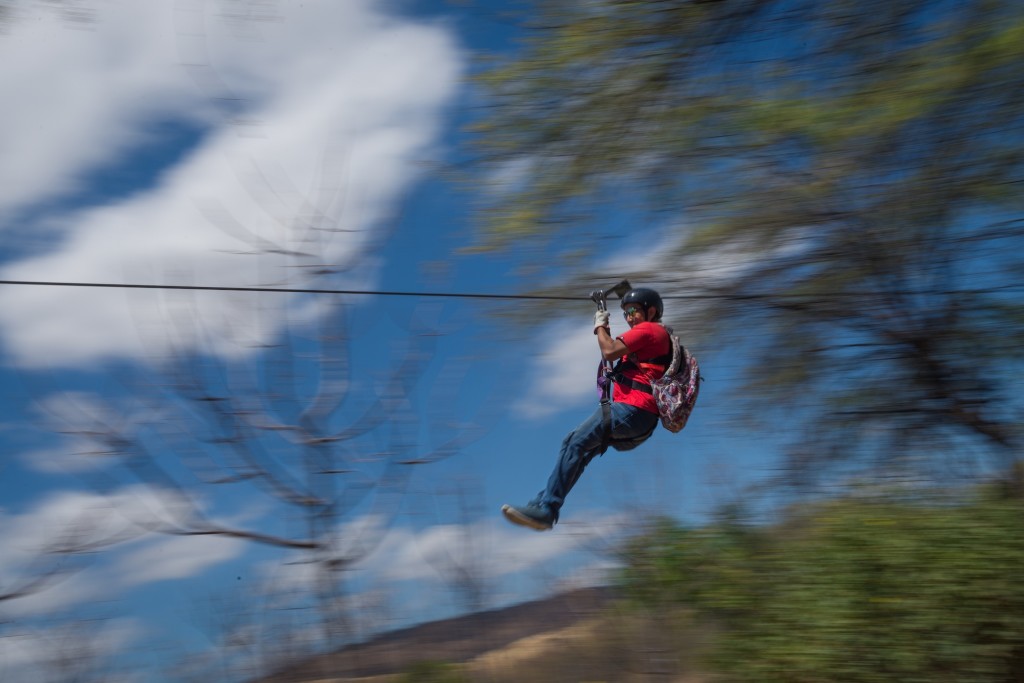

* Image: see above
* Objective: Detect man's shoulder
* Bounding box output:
[631,321,669,338]
[620,321,669,347]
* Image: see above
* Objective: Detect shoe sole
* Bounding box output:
[501,504,553,531]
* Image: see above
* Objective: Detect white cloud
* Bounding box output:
[513,321,603,419]
[18,443,108,475]
[113,533,245,586]
[22,391,160,474]
[354,514,622,583]
[1,488,151,571]
[240,511,619,598]
[0,490,126,617]
[1,490,119,571]
[0,615,144,679]
[0,0,463,368]
[0,2,209,221]
[0,485,246,617]
[0,570,106,620]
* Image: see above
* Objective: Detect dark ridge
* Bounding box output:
[253,585,615,681]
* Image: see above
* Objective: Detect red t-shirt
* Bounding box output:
[613,322,671,414]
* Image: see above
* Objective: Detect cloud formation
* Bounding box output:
[514,321,602,419]
[114,532,245,586]
[0,0,462,367]
[0,486,246,619]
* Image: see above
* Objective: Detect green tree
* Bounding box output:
[396,660,468,683]
[472,0,1024,483]
[619,491,1024,682]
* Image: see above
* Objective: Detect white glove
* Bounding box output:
[593,309,610,334]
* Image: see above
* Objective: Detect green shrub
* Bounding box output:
[620,494,1024,682]
[395,660,468,683]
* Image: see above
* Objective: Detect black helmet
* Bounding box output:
[621,287,663,322]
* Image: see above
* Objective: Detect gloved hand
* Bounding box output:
[593,309,610,334]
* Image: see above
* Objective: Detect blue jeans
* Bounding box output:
[535,403,658,517]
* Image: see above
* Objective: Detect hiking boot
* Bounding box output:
[501,502,556,531]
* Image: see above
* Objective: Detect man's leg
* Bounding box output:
[540,404,658,515]
[539,406,606,515]
[504,404,657,530]
[502,406,605,530]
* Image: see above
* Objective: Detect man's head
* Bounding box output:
[620,287,663,325]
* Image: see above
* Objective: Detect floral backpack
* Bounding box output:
[651,328,701,433]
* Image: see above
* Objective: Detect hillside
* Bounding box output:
[251,585,704,682]
[253,587,611,681]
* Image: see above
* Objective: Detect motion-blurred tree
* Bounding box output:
[472,0,1024,486]
[46,285,490,681]
[619,489,1024,682]
[396,660,468,683]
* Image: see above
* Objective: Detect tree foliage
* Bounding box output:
[619,490,1024,682]
[396,660,469,683]
[472,0,1024,481]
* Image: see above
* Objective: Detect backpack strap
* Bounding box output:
[598,358,614,455]
[598,399,612,455]
[644,350,674,368]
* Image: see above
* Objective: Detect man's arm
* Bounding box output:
[596,326,630,361]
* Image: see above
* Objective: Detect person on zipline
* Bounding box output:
[502,287,671,530]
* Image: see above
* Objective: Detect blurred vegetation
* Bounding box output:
[618,485,1024,682]
[472,0,1024,485]
[475,6,1024,674]
[396,660,469,683]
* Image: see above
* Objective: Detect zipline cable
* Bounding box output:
[0,279,1021,300]
[0,279,580,301]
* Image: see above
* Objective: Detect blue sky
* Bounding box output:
[0,1,774,678]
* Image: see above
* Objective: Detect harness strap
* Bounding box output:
[597,325,673,449]
[608,358,662,395]
[612,375,654,394]
[598,353,614,455]
[598,399,612,456]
